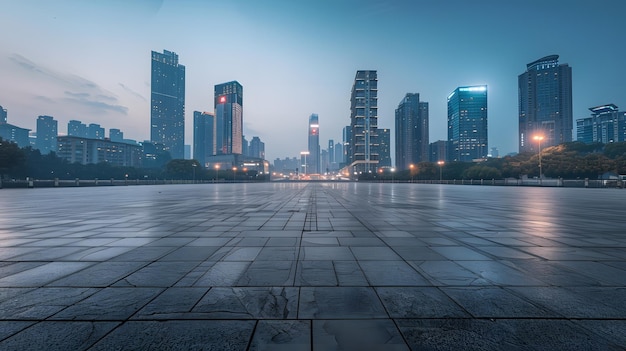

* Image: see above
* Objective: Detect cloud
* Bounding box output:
[9,54,129,116]
[119,83,147,102]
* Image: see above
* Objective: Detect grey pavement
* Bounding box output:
[0,183,625,350]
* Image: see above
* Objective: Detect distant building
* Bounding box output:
[57,136,142,167]
[349,70,379,174]
[274,157,299,173]
[489,147,500,158]
[378,128,392,167]
[214,81,243,155]
[0,123,30,148]
[333,142,343,170]
[109,128,123,142]
[576,104,626,144]
[151,49,185,159]
[308,114,320,173]
[68,120,87,138]
[193,111,215,167]
[429,140,450,163]
[242,135,249,157]
[342,126,351,165]
[36,115,58,154]
[142,140,170,169]
[0,105,6,123]
[249,136,265,159]
[88,123,105,140]
[519,55,572,153]
[328,139,334,164]
[447,85,488,162]
[395,93,429,170]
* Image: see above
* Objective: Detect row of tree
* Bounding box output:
[0,138,265,181]
[370,141,626,181]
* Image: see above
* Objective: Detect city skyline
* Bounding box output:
[2,1,626,162]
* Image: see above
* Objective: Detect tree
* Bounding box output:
[0,138,26,178]
[165,159,201,179]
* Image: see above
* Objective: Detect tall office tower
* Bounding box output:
[0,105,6,123]
[334,142,343,167]
[328,140,335,164]
[109,128,123,142]
[88,123,105,140]
[242,136,249,157]
[308,114,320,173]
[214,81,243,155]
[349,70,378,174]
[447,85,488,162]
[249,136,265,159]
[193,111,214,166]
[378,128,392,167]
[151,50,185,159]
[67,120,87,138]
[519,55,572,153]
[576,104,626,144]
[342,126,351,165]
[36,115,58,154]
[395,93,429,170]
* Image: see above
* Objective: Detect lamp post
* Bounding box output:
[437,161,444,183]
[214,164,220,183]
[533,135,544,182]
[232,167,237,182]
[300,151,309,179]
[391,168,395,183]
[192,163,197,184]
[409,164,415,183]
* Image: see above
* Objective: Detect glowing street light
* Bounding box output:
[533,135,544,181]
[391,168,395,183]
[409,164,415,183]
[214,164,220,183]
[192,163,197,184]
[232,167,237,182]
[437,160,444,183]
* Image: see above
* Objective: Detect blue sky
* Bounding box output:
[1,0,625,162]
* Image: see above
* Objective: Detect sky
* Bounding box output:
[1,0,626,163]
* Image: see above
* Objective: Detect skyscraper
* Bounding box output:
[328,140,334,164]
[519,55,572,153]
[68,120,87,138]
[349,70,378,174]
[249,136,265,159]
[214,81,243,155]
[308,114,320,174]
[151,50,185,159]
[395,93,429,170]
[447,85,488,162]
[193,111,214,166]
[576,104,626,144]
[36,115,57,154]
[378,128,392,167]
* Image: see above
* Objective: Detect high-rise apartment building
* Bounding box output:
[395,93,429,170]
[349,70,378,174]
[193,111,214,166]
[378,128,392,167]
[88,123,105,140]
[109,128,123,142]
[308,114,320,174]
[214,81,243,155]
[576,104,626,144]
[0,105,6,123]
[447,85,488,162]
[36,115,57,154]
[519,55,572,153]
[151,50,185,159]
[334,142,343,168]
[68,120,87,138]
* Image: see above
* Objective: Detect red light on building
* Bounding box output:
[219,96,226,103]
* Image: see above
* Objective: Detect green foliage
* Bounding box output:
[165,159,203,180]
[462,165,501,179]
[0,138,26,177]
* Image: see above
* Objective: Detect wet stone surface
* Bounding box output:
[0,183,625,349]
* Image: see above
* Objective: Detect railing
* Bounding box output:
[399,178,624,188]
[0,178,258,189]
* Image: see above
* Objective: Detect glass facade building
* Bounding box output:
[151,50,185,159]
[214,81,243,155]
[378,128,392,167]
[518,55,572,153]
[576,104,626,144]
[308,114,320,174]
[193,111,214,167]
[349,70,378,174]
[447,85,488,162]
[395,93,429,170]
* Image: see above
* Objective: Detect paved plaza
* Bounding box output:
[0,182,625,350]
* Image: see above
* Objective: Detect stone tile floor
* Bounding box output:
[0,182,625,350]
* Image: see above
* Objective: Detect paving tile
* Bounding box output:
[377,287,469,318]
[0,321,118,351]
[299,287,387,319]
[441,287,556,318]
[249,320,311,351]
[0,287,98,320]
[192,287,298,319]
[313,319,409,351]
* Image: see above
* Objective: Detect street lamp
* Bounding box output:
[437,161,444,183]
[533,135,544,182]
[232,167,237,182]
[214,164,220,183]
[391,168,395,183]
[409,164,415,183]
[192,163,197,184]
